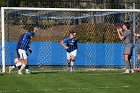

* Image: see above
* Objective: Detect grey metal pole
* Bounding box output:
[132,3,136,68]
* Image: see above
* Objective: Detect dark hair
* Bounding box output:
[70,31,76,34]
[27,25,34,32]
[123,22,131,29]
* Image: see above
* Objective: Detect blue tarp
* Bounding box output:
[0,42,125,66]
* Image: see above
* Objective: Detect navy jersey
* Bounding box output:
[63,36,78,52]
[16,33,26,51]
[19,32,34,51]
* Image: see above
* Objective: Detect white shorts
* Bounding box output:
[18,49,27,59]
[67,50,77,60]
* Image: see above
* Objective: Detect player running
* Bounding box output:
[117,22,134,73]
[60,31,78,72]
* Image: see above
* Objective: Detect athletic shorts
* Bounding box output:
[124,45,133,55]
[67,50,77,60]
[18,49,28,59]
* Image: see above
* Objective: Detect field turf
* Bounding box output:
[0,71,140,93]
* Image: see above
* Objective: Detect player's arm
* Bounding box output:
[27,45,32,54]
[60,40,68,50]
[60,37,69,50]
[117,28,124,40]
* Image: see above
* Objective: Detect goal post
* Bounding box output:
[1,7,140,73]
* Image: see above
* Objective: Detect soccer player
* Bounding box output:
[16,26,35,74]
[60,31,78,72]
[133,33,140,71]
[117,22,134,73]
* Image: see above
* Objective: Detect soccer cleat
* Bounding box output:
[25,71,30,74]
[133,68,138,71]
[8,66,12,74]
[123,70,130,73]
[137,68,140,71]
[18,71,23,75]
[131,69,134,73]
[133,68,140,71]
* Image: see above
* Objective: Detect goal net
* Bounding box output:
[1,7,140,73]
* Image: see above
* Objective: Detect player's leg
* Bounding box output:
[128,47,134,73]
[8,58,22,74]
[25,65,30,74]
[123,46,134,73]
[124,54,130,73]
[69,50,77,72]
[18,49,27,74]
[66,52,71,71]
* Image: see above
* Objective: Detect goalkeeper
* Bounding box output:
[60,31,78,72]
[117,22,134,73]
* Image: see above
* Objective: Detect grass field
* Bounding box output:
[0,71,140,93]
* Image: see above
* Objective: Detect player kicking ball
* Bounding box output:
[8,58,22,74]
[60,31,78,72]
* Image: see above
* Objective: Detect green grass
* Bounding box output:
[0,71,140,93]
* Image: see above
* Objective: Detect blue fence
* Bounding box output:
[0,42,125,66]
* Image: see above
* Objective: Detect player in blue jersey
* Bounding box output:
[17,26,35,74]
[8,33,32,74]
[117,22,134,73]
[60,31,78,72]
[9,26,35,74]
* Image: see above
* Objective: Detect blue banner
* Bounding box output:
[0,42,124,66]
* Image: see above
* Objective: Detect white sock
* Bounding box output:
[70,61,74,67]
[11,66,15,69]
[70,67,73,72]
[15,62,22,67]
[19,64,26,72]
[26,69,29,72]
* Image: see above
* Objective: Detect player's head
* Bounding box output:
[122,22,131,30]
[70,31,77,38]
[27,25,34,32]
[116,26,123,32]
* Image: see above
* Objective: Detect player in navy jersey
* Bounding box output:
[60,31,78,72]
[8,33,32,74]
[17,26,35,74]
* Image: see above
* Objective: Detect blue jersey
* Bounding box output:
[19,32,34,51]
[16,33,26,51]
[63,36,78,52]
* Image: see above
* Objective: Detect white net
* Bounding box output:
[1,7,140,73]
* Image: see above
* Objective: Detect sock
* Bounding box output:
[26,69,29,72]
[18,66,21,70]
[25,65,29,72]
[124,61,129,69]
[11,66,15,69]
[70,61,74,72]
[129,59,133,69]
[25,65,29,69]
[19,64,26,72]
[70,61,74,67]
